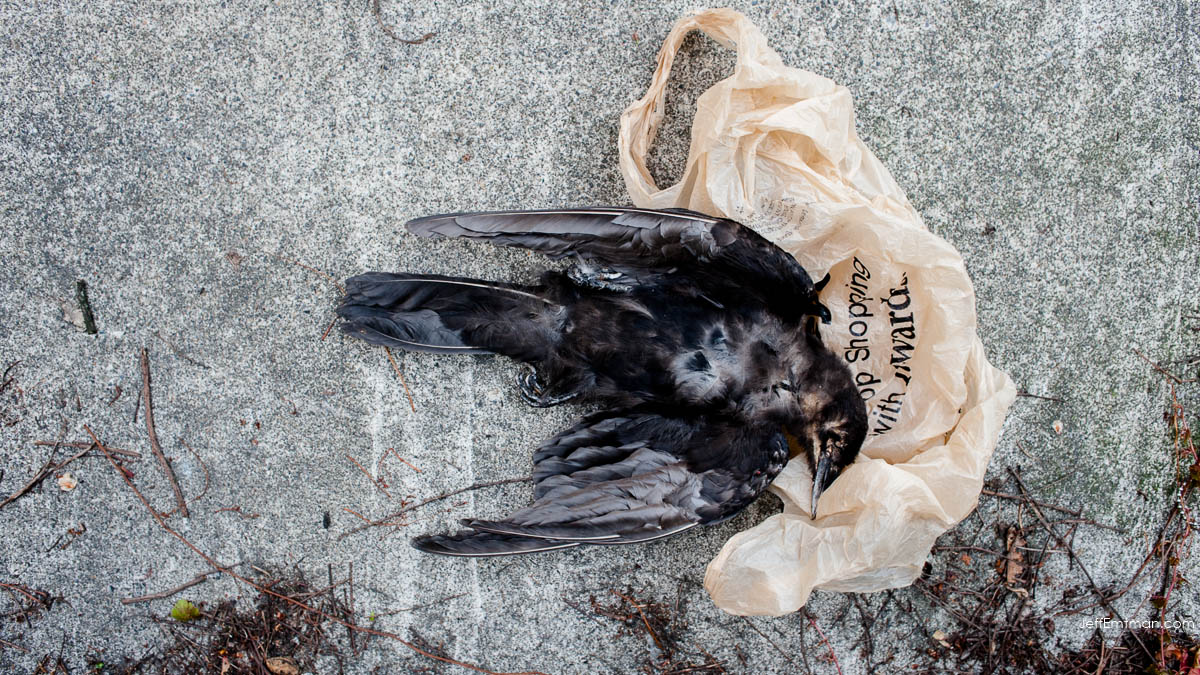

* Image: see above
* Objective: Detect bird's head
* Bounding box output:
[785,322,868,518]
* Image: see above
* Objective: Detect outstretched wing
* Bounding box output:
[411,409,788,556]
[406,207,826,321]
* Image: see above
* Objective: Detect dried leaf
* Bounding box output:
[1162,643,1188,661]
[1003,526,1026,587]
[932,629,951,648]
[266,657,300,675]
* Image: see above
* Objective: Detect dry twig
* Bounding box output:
[0,458,57,509]
[84,425,543,675]
[384,347,417,412]
[121,572,214,605]
[804,610,843,675]
[346,453,392,498]
[272,253,344,294]
[179,439,211,507]
[341,476,529,538]
[140,348,189,517]
[32,440,139,458]
[1133,348,1195,384]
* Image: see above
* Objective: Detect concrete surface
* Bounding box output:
[0,1,1197,672]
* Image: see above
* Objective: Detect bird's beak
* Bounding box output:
[810,448,836,519]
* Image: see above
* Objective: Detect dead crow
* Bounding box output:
[338,207,867,556]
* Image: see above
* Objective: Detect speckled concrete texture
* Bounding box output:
[0,1,1196,672]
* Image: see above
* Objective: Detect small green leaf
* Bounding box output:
[170,598,201,622]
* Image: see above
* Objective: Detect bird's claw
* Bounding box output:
[518,367,578,408]
[816,302,832,324]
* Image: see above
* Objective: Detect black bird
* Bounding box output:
[338,207,867,556]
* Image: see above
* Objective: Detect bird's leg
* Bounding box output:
[518,366,579,408]
[566,261,632,293]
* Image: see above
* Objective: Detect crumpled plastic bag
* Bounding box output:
[618,8,1016,616]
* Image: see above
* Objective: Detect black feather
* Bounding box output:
[411,531,579,557]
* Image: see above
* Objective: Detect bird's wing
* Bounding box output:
[412,409,787,555]
[406,207,823,319]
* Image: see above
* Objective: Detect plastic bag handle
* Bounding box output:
[618,9,777,207]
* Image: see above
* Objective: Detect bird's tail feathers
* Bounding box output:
[338,273,562,360]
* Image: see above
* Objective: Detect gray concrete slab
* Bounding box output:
[0,1,1196,672]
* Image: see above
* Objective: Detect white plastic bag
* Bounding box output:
[618,8,1016,616]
